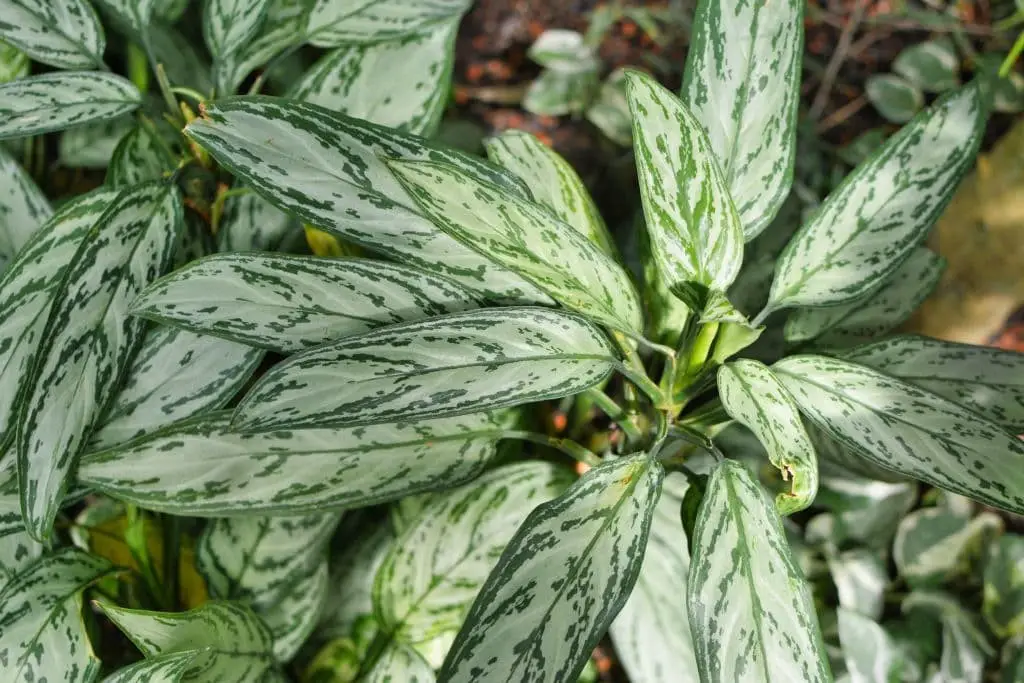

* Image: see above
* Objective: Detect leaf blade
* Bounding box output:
[0,0,105,68]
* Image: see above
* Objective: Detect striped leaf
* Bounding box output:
[216,190,296,253]
[306,0,471,46]
[99,601,282,683]
[102,650,205,683]
[0,146,51,271]
[184,98,547,303]
[609,473,700,683]
[0,549,116,683]
[774,355,1024,514]
[439,454,664,682]
[364,641,436,683]
[682,0,802,239]
[0,482,42,593]
[198,513,340,661]
[717,359,818,514]
[204,0,270,62]
[107,124,176,188]
[687,459,831,683]
[132,253,481,353]
[79,411,508,515]
[233,307,618,431]
[87,326,263,450]
[0,71,142,140]
[374,462,570,666]
[17,182,181,540]
[893,507,1002,588]
[0,0,105,68]
[837,608,903,683]
[215,0,309,95]
[766,84,983,312]
[625,69,743,311]
[839,335,1024,433]
[291,21,456,137]
[484,129,617,257]
[785,247,944,347]
[390,159,642,334]
[0,189,118,454]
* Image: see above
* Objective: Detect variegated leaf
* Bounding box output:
[766,84,983,312]
[940,614,986,683]
[204,0,270,62]
[807,418,909,484]
[0,189,118,454]
[837,608,903,683]
[439,455,664,682]
[17,182,181,540]
[364,641,436,683]
[198,513,340,661]
[0,71,142,140]
[233,307,618,431]
[107,124,176,188]
[775,355,1024,514]
[92,0,159,39]
[681,0,802,239]
[839,335,1024,433]
[318,519,394,643]
[79,411,509,515]
[484,129,617,256]
[216,190,296,253]
[688,459,831,683]
[0,40,29,83]
[625,69,743,310]
[374,462,570,666]
[185,98,548,303]
[828,549,887,621]
[390,159,642,334]
[893,507,1002,588]
[148,22,215,95]
[784,248,944,347]
[291,21,456,137]
[0,0,105,68]
[0,481,42,593]
[102,650,206,683]
[0,549,116,683]
[216,0,310,95]
[59,115,133,168]
[133,253,481,353]
[816,475,916,547]
[983,535,1024,638]
[99,601,282,683]
[87,326,263,450]
[717,359,818,514]
[609,473,700,683]
[0,146,51,271]
[306,0,471,46]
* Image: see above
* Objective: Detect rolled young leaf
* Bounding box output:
[389,158,642,334]
[79,411,510,516]
[17,182,181,540]
[765,83,983,313]
[439,454,663,682]
[0,0,105,68]
[625,69,744,311]
[0,71,142,140]
[717,359,818,514]
[132,253,482,353]
[687,459,832,683]
[305,0,472,46]
[231,307,619,432]
[774,354,1024,514]
[0,147,52,271]
[681,0,802,239]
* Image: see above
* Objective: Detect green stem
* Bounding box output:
[1000,31,1024,77]
[995,10,1024,32]
[586,389,643,443]
[170,86,208,104]
[127,43,149,92]
[500,431,601,468]
[617,363,667,408]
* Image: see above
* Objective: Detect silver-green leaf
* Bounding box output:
[107,124,176,188]
[204,0,270,62]
[0,0,105,68]
[837,608,903,683]
[101,650,206,683]
[305,0,471,46]
[893,506,1002,588]
[215,0,310,95]
[215,190,296,253]
[0,146,51,271]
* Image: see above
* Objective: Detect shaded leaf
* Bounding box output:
[107,124,176,188]
[0,146,51,270]
[893,38,960,93]
[215,0,310,95]
[216,190,295,253]
[893,507,1002,588]
[865,74,924,123]
[983,534,1024,638]
[306,0,471,46]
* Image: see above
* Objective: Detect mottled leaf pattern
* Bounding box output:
[0,146,51,271]
[107,124,176,188]
[0,71,141,140]
[774,355,1024,514]
[681,0,802,239]
[390,159,642,334]
[215,0,309,94]
[840,335,1024,433]
[133,253,482,353]
[233,307,618,431]
[364,641,436,683]
[306,0,471,46]
[17,182,181,540]
[837,608,902,683]
[688,459,831,683]
[79,411,508,515]
[92,0,159,39]
[101,650,205,683]
[828,549,887,621]
[0,482,42,593]
[439,455,663,683]
[625,69,743,309]
[0,0,105,68]
[893,507,1002,588]
[0,549,115,683]
[204,0,270,61]
[718,359,818,514]
[767,84,983,311]
[185,98,548,303]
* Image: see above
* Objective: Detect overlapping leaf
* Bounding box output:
[0,71,142,140]
[983,535,1024,638]
[92,0,159,39]
[837,608,903,683]
[816,475,917,547]
[775,355,1024,514]
[0,40,28,82]
[766,84,983,312]
[79,411,510,515]
[133,253,482,353]
[216,190,296,253]
[107,124,176,188]
[439,455,663,682]
[681,0,802,238]
[828,549,888,621]
[204,0,269,61]
[305,0,471,46]
[185,97,547,303]
[364,641,436,683]
[215,0,310,94]
[390,159,642,334]
[17,182,181,540]
[232,307,618,432]
[102,650,205,683]
[0,0,105,68]
[893,507,1002,588]
[0,481,41,593]
[688,459,831,683]
[317,519,394,643]
[59,116,133,169]
[0,146,51,271]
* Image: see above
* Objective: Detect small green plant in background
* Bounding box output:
[0,1,1023,683]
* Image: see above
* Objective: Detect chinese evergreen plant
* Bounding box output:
[0,0,1022,682]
